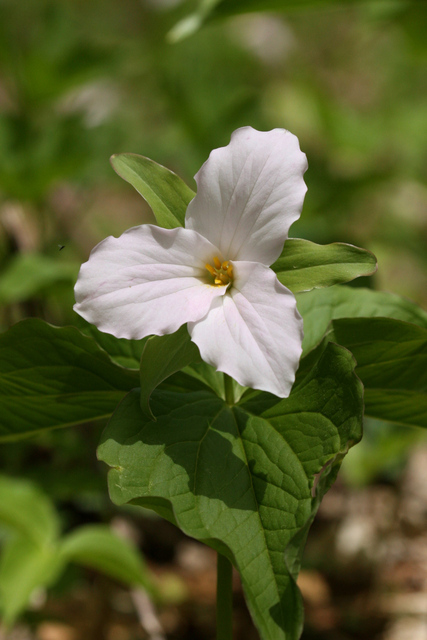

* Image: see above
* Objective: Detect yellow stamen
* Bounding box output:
[205,256,234,287]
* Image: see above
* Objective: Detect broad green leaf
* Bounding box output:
[60,525,155,593]
[79,320,147,369]
[0,253,79,304]
[331,317,427,429]
[139,325,201,419]
[0,536,63,627]
[182,361,247,402]
[297,285,427,353]
[98,343,363,640]
[0,476,60,547]
[182,361,225,398]
[271,239,377,293]
[110,153,195,229]
[0,319,138,441]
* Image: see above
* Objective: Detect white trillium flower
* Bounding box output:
[74,127,308,397]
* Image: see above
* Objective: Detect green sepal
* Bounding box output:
[271,239,377,293]
[110,153,195,229]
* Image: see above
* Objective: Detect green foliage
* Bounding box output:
[0,253,79,305]
[331,317,427,429]
[98,342,363,640]
[60,525,154,593]
[297,285,427,353]
[79,321,147,369]
[139,325,201,419]
[0,319,138,441]
[110,153,195,229]
[0,535,63,628]
[272,239,377,293]
[169,0,376,41]
[0,476,59,547]
[0,475,155,627]
[0,3,426,634]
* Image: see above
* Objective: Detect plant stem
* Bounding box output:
[223,374,235,405]
[216,552,233,640]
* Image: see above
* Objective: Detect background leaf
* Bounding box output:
[0,475,59,547]
[0,536,63,628]
[98,342,363,640]
[168,0,375,41]
[271,239,377,293]
[60,525,155,592]
[0,253,79,305]
[0,319,138,441]
[110,153,195,229]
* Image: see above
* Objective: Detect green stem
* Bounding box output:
[216,552,233,640]
[223,374,235,406]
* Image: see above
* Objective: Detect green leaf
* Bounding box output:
[0,475,60,547]
[210,0,373,18]
[297,285,427,354]
[139,326,202,420]
[168,0,372,41]
[98,343,363,640]
[0,319,138,441]
[0,536,63,627]
[0,253,79,304]
[79,320,147,369]
[60,525,155,593]
[110,153,195,229]
[331,317,427,429]
[182,361,247,402]
[271,239,376,293]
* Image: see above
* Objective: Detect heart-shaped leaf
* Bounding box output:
[98,342,363,640]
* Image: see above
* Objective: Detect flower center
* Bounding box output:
[205,256,233,287]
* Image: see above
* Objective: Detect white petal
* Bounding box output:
[188,262,303,397]
[185,127,307,266]
[74,224,226,340]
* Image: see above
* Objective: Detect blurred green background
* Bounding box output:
[0,0,426,638]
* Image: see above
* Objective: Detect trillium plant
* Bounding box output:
[2,127,427,639]
[73,127,366,639]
